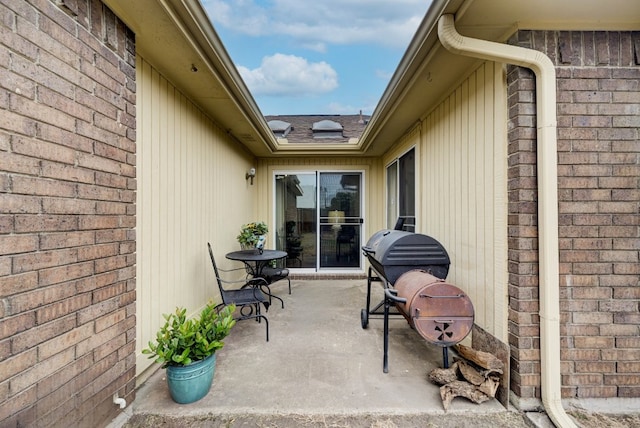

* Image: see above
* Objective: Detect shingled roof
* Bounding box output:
[265,114,370,144]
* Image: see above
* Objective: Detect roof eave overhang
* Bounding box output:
[359,0,640,158]
[104,0,279,157]
[359,0,455,157]
[271,140,368,157]
[104,0,640,159]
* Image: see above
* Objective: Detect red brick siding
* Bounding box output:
[508,30,639,400]
[0,0,136,426]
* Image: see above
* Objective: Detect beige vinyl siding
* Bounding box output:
[423,62,508,341]
[386,62,508,341]
[136,56,256,377]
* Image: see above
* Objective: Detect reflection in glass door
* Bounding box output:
[274,173,317,269]
[318,172,361,269]
[274,172,362,270]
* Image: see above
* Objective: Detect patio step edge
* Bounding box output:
[121,409,533,428]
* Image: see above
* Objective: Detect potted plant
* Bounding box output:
[142,302,236,404]
[237,221,268,249]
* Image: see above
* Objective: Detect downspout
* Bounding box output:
[437,14,576,428]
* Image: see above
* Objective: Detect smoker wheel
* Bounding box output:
[361,308,369,329]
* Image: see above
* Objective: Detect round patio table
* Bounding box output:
[225,249,287,278]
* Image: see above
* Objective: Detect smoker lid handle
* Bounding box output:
[419,293,465,299]
[384,288,406,304]
[361,246,375,254]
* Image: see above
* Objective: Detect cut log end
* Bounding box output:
[428,362,459,385]
[454,343,504,371]
[440,380,491,411]
[429,345,503,411]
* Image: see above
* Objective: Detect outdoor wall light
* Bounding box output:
[246,167,256,185]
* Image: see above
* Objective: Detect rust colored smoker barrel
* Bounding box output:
[394,270,474,347]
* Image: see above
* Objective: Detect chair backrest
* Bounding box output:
[394,217,406,230]
[338,225,356,240]
[207,242,227,301]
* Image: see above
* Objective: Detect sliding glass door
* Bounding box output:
[274,173,316,269]
[275,171,363,271]
[318,172,361,268]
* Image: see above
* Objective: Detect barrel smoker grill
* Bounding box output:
[361,230,474,372]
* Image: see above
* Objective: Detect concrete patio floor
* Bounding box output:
[114,279,536,427]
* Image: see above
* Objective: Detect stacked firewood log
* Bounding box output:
[428,344,504,410]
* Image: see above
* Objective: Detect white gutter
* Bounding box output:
[438,14,576,428]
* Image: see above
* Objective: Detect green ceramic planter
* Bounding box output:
[165,354,216,404]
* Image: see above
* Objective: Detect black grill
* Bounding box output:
[362,229,450,284]
[361,229,468,373]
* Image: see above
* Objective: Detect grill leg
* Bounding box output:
[365,267,373,314]
[383,293,390,373]
[443,347,449,368]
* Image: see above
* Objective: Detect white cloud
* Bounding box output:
[326,101,377,116]
[204,0,428,49]
[375,69,394,80]
[202,0,431,114]
[238,53,338,96]
[300,42,327,53]
[204,0,269,36]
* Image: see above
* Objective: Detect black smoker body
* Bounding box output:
[362,229,450,284]
[361,230,473,372]
[361,229,451,330]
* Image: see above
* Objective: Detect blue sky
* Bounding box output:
[202,0,431,116]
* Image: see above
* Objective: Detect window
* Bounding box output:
[386,148,415,231]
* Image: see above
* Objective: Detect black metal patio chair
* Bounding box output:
[207,242,271,341]
[258,260,291,295]
[236,259,287,306]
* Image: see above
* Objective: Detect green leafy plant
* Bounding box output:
[142,302,236,367]
[237,221,269,247]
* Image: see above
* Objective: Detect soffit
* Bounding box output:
[103,0,278,157]
[457,0,640,36]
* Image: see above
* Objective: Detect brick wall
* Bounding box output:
[0,0,136,426]
[508,30,640,400]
